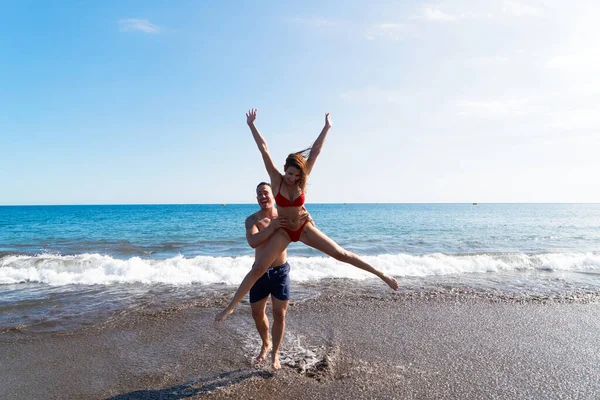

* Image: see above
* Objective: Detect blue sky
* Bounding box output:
[1,0,599,204]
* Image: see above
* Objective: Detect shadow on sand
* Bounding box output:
[106,368,273,400]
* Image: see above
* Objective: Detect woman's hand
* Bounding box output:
[299,207,314,225]
[325,112,332,129]
[246,108,258,125]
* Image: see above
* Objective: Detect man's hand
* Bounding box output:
[270,217,289,229]
[246,108,257,125]
[324,112,331,129]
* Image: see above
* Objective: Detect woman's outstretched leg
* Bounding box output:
[215,230,291,322]
[299,223,399,290]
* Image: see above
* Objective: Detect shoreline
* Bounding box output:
[2,290,599,399]
[3,274,600,336]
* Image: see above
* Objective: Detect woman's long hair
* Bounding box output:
[284,147,311,193]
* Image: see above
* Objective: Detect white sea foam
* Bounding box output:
[1,252,599,286]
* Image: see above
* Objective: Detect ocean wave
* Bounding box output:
[1,252,599,286]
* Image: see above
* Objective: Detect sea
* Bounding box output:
[1,203,600,334]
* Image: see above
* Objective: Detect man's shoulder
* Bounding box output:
[245,212,260,228]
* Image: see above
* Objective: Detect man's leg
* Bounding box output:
[250,296,271,362]
[271,295,289,370]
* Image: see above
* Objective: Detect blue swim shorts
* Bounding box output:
[249,262,291,303]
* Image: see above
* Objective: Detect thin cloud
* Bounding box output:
[366,23,405,41]
[416,5,457,22]
[502,0,541,17]
[341,86,409,106]
[412,2,541,23]
[285,16,340,28]
[548,51,600,70]
[119,19,160,34]
[456,98,531,117]
[549,108,600,130]
[462,55,510,68]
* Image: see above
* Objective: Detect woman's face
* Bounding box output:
[284,166,301,185]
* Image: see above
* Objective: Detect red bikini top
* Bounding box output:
[274,179,305,208]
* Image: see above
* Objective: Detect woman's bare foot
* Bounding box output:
[215,307,234,322]
[272,352,281,370]
[256,343,271,363]
[383,275,399,291]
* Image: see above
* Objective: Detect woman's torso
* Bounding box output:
[274,178,307,230]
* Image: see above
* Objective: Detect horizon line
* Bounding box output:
[1,202,599,207]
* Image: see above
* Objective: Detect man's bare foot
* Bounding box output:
[256,343,271,363]
[215,307,234,322]
[272,352,281,370]
[383,275,399,291]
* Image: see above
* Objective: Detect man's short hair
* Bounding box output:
[256,182,271,190]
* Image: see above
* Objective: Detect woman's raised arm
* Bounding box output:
[305,112,332,175]
[246,108,281,182]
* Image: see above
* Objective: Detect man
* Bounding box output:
[245,182,299,370]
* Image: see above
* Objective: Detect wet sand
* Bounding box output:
[1,288,599,399]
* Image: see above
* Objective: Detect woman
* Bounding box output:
[216,109,398,322]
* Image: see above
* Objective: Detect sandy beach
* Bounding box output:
[2,282,599,400]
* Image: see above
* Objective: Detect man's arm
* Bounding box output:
[245,214,286,248]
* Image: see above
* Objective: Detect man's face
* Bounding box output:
[256,184,274,210]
